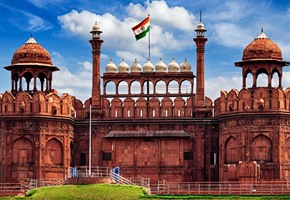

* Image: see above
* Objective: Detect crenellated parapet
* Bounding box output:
[0,90,75,118]
[215,87,290,116]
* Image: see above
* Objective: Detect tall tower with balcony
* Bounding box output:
[193,16,208,116]
[89,22,104,118]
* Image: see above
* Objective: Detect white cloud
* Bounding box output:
[211,23,250,49]
[127,0,196,32]
[57,1,197,62]
[206,75,242,102]
[51,52,92,101]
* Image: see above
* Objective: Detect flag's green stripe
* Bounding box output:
[135,26,150,41]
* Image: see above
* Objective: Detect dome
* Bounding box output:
[168,58,179,72]
[143,60,154,72]
[117,59,129,73]
[242,31,282,61]
[196,22,205,30]
[130,58,142,72]
[155,58,166,72]
[12,36,52,65]
[105,59,117,73]
[180,58,191,72]
[92,21,101,32]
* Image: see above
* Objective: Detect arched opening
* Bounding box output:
[118,81,128,95]
[245,72,253,88]
[256,68,268,87]
[105,81,116,95]
[142,80,154,94]
[272,71,279,87]
[37,73,46,92]
[23,72,34,92]
[45,138,63,165]
[180,80,192,94]
[130,81,141,94]
[156,80,166,94]
[12,73,19,91]
[168,80,179,94]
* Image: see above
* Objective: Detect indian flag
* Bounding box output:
[132,16,150,41]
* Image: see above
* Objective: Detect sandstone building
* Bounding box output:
[0,20,290,184]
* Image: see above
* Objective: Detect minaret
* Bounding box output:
[89,22,104,115]
[193,14,207,109]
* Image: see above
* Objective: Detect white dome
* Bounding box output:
[130,58,142,72]
[180,58,191,72]
[105,59,117,73]
[143,60,154,72]
[118,59,129,73]
[155,58,166,72]
[196,22,205,30]
[92,21,101,32]
[168,58,179,72]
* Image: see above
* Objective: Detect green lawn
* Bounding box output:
[1,184,290,199]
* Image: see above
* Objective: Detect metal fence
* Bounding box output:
[68,166,111,178]
[150,181,290,195]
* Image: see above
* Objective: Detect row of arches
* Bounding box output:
[11,71,53,93]
[225,135,274,164]
[104,80,193,95]
[243,67,281,88]
[12,137,63,165]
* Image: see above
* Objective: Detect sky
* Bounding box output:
[1,0,290,102]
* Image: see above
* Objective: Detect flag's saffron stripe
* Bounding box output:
[132,16,150,31]
[135,26,150,41]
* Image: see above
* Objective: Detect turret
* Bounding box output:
[89,22,104,118]
[193,13,208,109]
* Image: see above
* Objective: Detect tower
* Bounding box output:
[1,36,74,183]
[193,16,207,109]
[89,22,104,118]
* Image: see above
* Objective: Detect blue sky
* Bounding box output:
[1,0,290,102]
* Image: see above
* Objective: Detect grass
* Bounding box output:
[1,184,290,199]
[0,184,147,200]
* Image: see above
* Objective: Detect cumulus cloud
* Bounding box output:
[57,0,197,62]
[51,52,92,101]
[126,0,196,32]
[206,75,242,102]
[211,23,250,49]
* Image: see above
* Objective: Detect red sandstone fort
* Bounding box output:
[0,20,289,185]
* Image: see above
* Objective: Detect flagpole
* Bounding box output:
[148,14,151,61]
[89,104,92,176]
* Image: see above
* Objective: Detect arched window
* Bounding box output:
[45,138,63,165]
[251,135,272,162]
[225,136,239,163]
[12,137,33,164]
